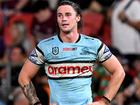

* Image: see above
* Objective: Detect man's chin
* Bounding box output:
[62,30,71,34]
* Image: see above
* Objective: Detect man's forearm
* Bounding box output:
[126,19,140,31]
[104,70,125,101]
[21,81,41,105]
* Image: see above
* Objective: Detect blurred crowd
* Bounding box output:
[0,0,140,105]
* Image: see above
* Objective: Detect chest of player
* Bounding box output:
[44,44,98,62]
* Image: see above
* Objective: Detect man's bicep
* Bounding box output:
[19,59,40,86]
[21,59,40,78]
[101,55,123,74]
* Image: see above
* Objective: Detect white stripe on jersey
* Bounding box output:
[29,48,44,65]
[98,44,112,62]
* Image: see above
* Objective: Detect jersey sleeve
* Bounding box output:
[28,46,45,65]
[97,43,112,63]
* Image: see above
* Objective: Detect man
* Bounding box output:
[10,45,26,87]
[111,0,140,55]
[31,0,57,43]
[18,1,125,105]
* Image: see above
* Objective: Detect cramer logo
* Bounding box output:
[45,63,94,78]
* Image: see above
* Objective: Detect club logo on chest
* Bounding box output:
[52,47,59,55]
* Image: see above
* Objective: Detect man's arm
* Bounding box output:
[126,19,140,31]
[88,55,125,105]
[18,59,42,105]
[118,11,140,31]
[101,55,125,102]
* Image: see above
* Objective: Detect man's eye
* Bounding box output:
[57,14,62,17]
[66,13,71,16]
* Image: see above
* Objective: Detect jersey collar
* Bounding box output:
[58,34,81,43]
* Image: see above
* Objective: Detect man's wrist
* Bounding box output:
[101,96,111,105]
[121,17,129,23]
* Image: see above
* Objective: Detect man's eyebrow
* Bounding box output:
[57,11,71,14]
[65,12,71,14]
[57,12,62,14]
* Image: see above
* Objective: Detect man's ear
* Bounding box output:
[76,15,81,22]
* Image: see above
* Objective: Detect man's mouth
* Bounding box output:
[62,24,69,26]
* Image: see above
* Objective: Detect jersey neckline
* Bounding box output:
[57,34,81,43]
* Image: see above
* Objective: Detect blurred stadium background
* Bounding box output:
[0,0,140,105]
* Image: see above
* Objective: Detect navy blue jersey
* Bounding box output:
[29,34,112,105]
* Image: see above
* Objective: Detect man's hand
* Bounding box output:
[118,11,128,23]
[87,100,108,105]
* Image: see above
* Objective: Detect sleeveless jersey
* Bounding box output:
[29,34,112,105]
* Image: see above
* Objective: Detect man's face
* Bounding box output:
[57,5,80,33]
[10,48,24,64]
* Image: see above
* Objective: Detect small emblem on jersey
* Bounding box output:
[104,53,112,60]
[52,47,59,55]
[63,47,77,51]
[29,49,40,64]
[104,46,110,54]
[80,47,92,55]
[30,49,38,57]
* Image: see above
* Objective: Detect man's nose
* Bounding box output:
[62,16,67,21]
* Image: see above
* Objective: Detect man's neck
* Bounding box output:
[59,31,80,43]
